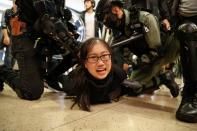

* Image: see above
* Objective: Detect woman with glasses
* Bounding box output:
[65,38,127,111]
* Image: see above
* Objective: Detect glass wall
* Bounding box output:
[0,0,12,25]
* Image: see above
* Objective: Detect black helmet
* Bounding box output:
[84,0,96,8]
[95,0,112,22]
[110,0,124,8]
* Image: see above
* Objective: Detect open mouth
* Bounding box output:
[96,68,106,73]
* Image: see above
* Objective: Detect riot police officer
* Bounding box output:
[170,0,197,123]
[0,0,79,100]
[96,0,179,97]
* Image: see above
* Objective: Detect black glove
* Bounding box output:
[63,8,72,21]
[34,14,56,35]
[34,14,80,56]
[122,79,143,94]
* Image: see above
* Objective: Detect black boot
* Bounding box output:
[0,65,7,92]
[45,77,64,92]
[176,84,197,123]
[122,79,144,96]
[0,65,28,98]
[159,71,180,97]
[175,22,197,123]
[0,79,4,92]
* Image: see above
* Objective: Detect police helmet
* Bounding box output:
[84,0,96,8]
[110,0,124,8]
[95,0,112,22]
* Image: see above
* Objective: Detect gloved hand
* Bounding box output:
[63,8,72,21]
[34,14,80,56]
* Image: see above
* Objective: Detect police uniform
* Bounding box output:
[106,1,179,97]
[173,0,197,123]
[0,0,79,100]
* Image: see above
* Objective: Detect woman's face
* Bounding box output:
[85,42,112,80]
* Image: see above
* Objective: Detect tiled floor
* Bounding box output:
[0,84,196,131]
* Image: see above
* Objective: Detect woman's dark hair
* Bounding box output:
[71,38,112,111]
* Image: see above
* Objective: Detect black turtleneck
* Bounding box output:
[87,65,126,104]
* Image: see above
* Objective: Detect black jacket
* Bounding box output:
[66,65,127,104]
[167,0,181,17]
[158,0,171,20]
[15,0,64,26]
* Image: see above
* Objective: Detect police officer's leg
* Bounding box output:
[127,66,179,97]
[139,11,161,50]
[0,35,44,100]
[176,22,197,123]
[127,32,180,97]
[112,47,124,69]
[4,45,13,69]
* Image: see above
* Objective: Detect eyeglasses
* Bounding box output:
[86,54,111,63]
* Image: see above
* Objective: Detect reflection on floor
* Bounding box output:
[0,84,196,131]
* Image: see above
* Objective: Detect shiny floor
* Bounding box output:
[0,83,196,131]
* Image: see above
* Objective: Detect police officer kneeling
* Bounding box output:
[0,0,79,100]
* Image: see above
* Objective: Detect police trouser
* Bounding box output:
[4,44,15,69]
[178,16,197,85]
[130,32,180,85]
[8,34,44,100]
[139,11,161,49]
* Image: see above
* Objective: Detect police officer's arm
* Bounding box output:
[1,10,10,46]
[32,0,65,34]
[158,0,171,31]
[32,0,79,54]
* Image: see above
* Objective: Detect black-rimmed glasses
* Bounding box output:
[86,54,111,63]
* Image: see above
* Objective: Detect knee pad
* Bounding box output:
[178,22,197,41]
